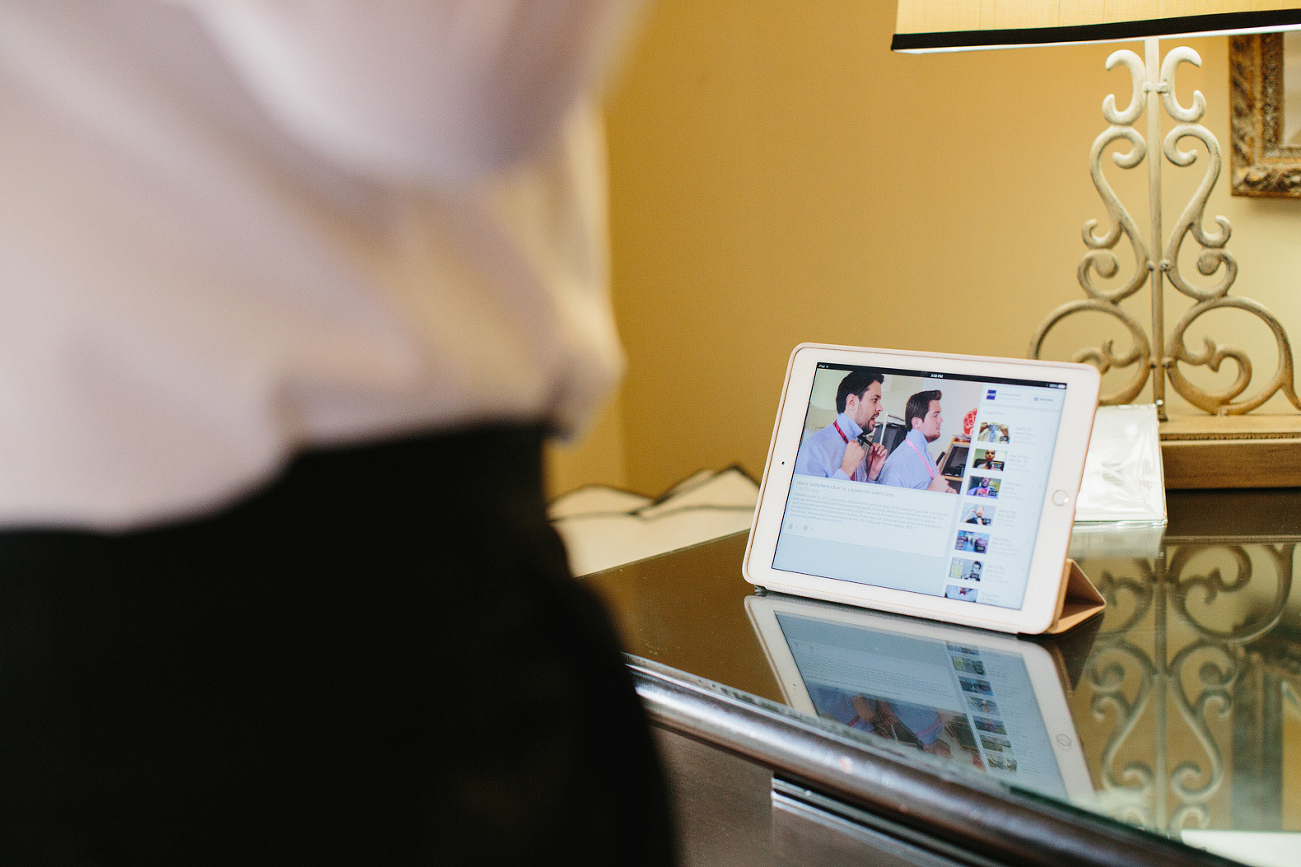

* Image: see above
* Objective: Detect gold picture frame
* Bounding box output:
[1230,33,1301,196]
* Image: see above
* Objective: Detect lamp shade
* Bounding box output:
[893,1,1301,52]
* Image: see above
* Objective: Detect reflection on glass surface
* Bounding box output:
[1071,539,1301,843]
[749,527,1301,850]
[746,595,1092,803]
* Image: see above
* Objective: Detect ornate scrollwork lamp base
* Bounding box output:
[1029,38,1301,423]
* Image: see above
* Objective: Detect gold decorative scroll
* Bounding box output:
[1030,44,1301,414]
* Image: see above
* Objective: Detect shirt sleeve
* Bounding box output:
[794,431,853,481]
[172,0,644,185]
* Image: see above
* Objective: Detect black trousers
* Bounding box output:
[0,427,674,865]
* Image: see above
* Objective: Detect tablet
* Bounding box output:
[744,344,1100,634]
[745,593,1094,803]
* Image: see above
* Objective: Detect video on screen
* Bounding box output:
[949,558,982,582]
[773,362,1068,611]
[946,584,979,602]
[792,368,982,494]
[954,530,988,554]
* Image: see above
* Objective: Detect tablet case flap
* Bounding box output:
[1040,558,1105,635]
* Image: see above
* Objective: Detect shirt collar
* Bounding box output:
[836,412,863,439]
[906,427,930,449]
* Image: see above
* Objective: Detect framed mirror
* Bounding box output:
[1231,32,1301,196]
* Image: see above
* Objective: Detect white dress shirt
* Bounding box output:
[0,0,639,529]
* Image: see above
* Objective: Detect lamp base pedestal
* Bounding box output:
[1159,415,1301,489]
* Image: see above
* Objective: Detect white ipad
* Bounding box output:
[744,344,1100,634]
[746,593,1095,804]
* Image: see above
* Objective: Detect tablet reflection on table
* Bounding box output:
[746,593,1096,805]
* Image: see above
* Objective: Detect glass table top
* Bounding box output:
[584,488,1301,867]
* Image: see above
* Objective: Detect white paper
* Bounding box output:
[1074,404,1166,523]
[550,468,759,575]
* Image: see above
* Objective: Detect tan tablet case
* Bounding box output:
[1040,558,1106,635]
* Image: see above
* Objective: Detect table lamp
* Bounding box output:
[892,2,1301,486]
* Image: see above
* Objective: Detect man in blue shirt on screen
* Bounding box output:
[878,390,955,493]
[793,369,888,481]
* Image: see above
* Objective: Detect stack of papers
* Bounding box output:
[1074,404,1166,523]
[549,467,758,576]
[1069,404,1166,559]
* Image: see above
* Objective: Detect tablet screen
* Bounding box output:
[772,363,1067,611]
[774,610,1068,797]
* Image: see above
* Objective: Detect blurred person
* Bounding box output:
[0,1,672,863]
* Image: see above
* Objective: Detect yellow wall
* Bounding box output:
[548,0,1301,498]
[546,396,628,496]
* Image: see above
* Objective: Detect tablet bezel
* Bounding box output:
[744,593,1095,804]
[743,343,1100,634]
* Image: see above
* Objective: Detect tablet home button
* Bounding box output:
[1052,490,1069,506]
